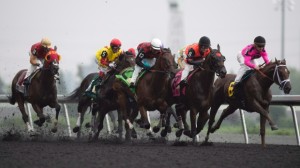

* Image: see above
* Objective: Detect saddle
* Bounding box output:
[171,68,200,97]
[228,70,255,107]
[16,69,40,93]
[115,67,147,93]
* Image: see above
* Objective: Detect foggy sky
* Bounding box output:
[0,0,299,91]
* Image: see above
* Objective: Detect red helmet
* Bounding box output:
[127,48,136,56]
[110,38,122,48]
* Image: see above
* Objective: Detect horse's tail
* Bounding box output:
[65,87,82,101]
[7,94,16,105]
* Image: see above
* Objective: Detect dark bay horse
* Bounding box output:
[9,48,61,133]
[205,59,291,147]
[172,45,227,142]
[133,48,178,135]
[66,52,136,139]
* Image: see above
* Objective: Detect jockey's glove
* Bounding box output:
[109,62,116,68]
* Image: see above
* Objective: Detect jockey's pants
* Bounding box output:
[130,58,156,84]
[234,52,257,83]
[180,63,194,81]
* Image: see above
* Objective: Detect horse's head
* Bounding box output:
[43,48,61,75]
[154,48,177,74]
[114,51,136,71]
[262,58,291,94]
[205,44,227,78]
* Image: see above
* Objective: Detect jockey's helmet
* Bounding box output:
[254,36,266,45]
[41,38,51,48]
[127,48,136,56]
[110,38,122,48]
[151,38,162,51]
[199,36,211,48]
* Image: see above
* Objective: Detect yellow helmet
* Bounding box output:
[41,38,51,48]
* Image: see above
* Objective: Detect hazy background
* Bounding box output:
[0,0,299,93]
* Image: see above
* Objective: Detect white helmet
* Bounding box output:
[151,38,162,51]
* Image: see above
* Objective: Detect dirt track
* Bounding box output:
[1,138,300,168]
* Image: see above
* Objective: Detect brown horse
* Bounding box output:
[132,48,178,135]
[8,48,61,133]
[171,45,227,141]
[66,52,136,140]
[205,59,291,147]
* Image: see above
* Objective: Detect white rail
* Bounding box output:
[0,94,299,145]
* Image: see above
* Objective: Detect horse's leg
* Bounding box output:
[210,105,237,133]
[196,110,209,135]
[50,103,61,133]
[184,108,197,139]
[137,106,151,129]
[153,112,164,133]
[260,114,267,148]
[89,103,99,139]
[160,107,173,137]
[92,110,106,141]
[16,97,33,132]
[108,110,118,132]
[73,97,90,138]
[205,101,223,143]
[129,102,139,139]
[31,104,45,127]
[252,101,278,130]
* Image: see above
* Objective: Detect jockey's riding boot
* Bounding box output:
[129,82,135,88]
[233,82,240,95]
[179,79,188,87]
[23,77,30,86]
[23,85,29,97]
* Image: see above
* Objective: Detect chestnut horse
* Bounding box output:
[8,48,61,133]
[205,59,291,147]
[171,45,227,142]
[132,48,178,135]
[67,52,136,140]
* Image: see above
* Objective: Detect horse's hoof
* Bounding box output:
[51,127,58,133]
[160,129,167,137]
[173,123,179,128]
[210,127,216,133]
[131,129,137,139]
[73,127,80,133]
[85,122,91,128]
[271,125,279,130]
[34,120,43,127]
[183,130,192,138]
[176,129,183,137]
[153,126,160,133]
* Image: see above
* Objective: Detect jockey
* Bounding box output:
[177,47,187,69]
[179,36,212,85]
[234,36,270,86]
[23,37,52,85]
[129,38,163,87]
[85,38,123,98]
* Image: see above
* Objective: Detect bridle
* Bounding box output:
[258,64,290,90]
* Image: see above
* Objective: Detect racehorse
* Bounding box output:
[205,58,291,147]
[67,52,136,140]
[171,45,227,142]
[132,48,178,136]
[8,48,61,133]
